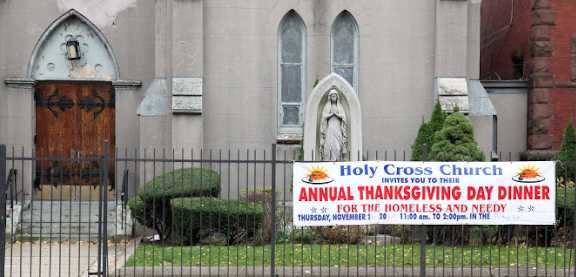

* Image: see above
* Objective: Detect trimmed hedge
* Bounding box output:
[171,197,265,244]
[139,167,220,200]
[129,167,221,240]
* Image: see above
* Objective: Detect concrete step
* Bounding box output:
[18,201,133,239]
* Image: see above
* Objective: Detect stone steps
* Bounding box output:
[18,201,133,239]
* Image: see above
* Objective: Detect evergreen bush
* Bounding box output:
[171,197,265,244]
[429,101,447,134]
[316,226,367,244]
[139,167,220,200]
[127,196,149,229]
[426,112,483,245]
[411,102,446,161]
[556,119,576,179]
[411,122,431,161]
[429,112,484,162]
[129,167,221,240]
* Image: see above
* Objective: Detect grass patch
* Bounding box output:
[125,243,575,267]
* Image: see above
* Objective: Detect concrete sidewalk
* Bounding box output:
[5,239,137,277]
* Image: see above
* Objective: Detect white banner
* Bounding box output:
[293,161,556,226]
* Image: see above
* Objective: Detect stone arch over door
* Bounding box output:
[3,9,141,202]
[28,9,120,81]
[28,10,119,200]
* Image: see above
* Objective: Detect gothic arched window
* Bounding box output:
[279,11,306,134]
[331,11,358,89]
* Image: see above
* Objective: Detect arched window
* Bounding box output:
[278,11,306,133]
[331,11,358,89]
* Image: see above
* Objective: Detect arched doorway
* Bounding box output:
[29,10,118,200]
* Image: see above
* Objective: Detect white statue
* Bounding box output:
[304,73,362,161]
[319,89,348,160]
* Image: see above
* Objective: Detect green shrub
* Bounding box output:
[427,225,471,246]
[429,101,447,133]
[276,227,323,244]
[128,196,149,228]
[556,120,576,179]
[244,190,274,243]
[292,228,323,244]
[425,112,483,245]
[411,102,446,161]
[389,225,414,244]
[411,122,432,161]
[316,226,367,244]
[139,167,220,200]
[429,112,484,162]
[556,184,576,227]
[171,197,265,244]
[129,167,221,240]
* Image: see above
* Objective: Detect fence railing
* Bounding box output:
[1,145,575,276]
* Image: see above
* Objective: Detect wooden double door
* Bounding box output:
[34,81,115,200]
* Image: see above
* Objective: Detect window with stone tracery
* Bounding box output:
[278,11,306,135]
[331,11,358,90]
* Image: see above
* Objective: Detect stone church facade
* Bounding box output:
[1,0,506,158]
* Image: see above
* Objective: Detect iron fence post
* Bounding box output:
[0,145,6,277]
[573,171,576,277]
[418,226,426,276]
[270,144,277,277]
[419,143,427,277]
[102,143,109,276]
[96,156,103,276]
[95,143,110,277]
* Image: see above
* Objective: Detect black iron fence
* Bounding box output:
[0,144,575,276]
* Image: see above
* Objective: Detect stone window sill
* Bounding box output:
[276,133,302,145]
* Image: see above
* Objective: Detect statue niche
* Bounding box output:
[303,73,362,161]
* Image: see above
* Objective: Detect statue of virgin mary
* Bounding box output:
[319,88,348,161]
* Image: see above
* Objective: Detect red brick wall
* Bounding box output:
[549,0,576,148]
[482,0,576,149]
[480,0,533,80]
[551,90,576,147]
[549,0,576,81]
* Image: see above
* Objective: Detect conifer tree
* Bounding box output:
[411,102,446,161]
[429,101,447,133]
[427,112,483,245]
[429,112,484,162]
[556,119,576,179]
[411,121,431,161]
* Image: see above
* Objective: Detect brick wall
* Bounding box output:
[550,89,576,147]
[480,0,533,80]
[482,0,576,150]
[549,0,576,81]
[548,0,576,148]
